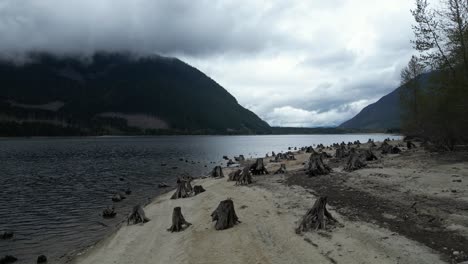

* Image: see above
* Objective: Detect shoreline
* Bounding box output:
[69,139,468,264]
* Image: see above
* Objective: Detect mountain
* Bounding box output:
[0,53,271,136]
[339,87,401,131]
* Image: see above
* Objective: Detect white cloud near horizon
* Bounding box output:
[0,0,416,127]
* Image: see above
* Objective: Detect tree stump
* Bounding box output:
[344,148,366,172]
[296,197,337,233]
[127,205,150,225]
[193,185,206,195]
[228,169,242,181]
[335,145,348,159]
[364,148,378,161]
[407,140,417,149]
[306,146,316,153]
[381,141,402,154]
[102,206,116,218]
[211,199,240,230]
[167,207,192,232]
[0,255,17,264]
[37,255,47,264]
[210,166,224,178]
[236,166,252,185]
[171,178,190,199]
[250,158,269,175]
[307,153,331,177]
[274,164,287,174]
[112,193,124,202]
[0,231,13,240]
[184,177,193,194]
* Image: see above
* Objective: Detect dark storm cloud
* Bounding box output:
[0,0,416,127]
[0,0,280,57]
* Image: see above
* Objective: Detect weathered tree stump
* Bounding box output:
[0,231,13,240]
[381,141,402,154]
[234,155,245,162]
[344,148,366,172]
[335,145,348,159]
[193,185,206,195]
[228,169,242,181]
[307,153,331,177]
[296,196,337,233]
[306,146,316,153]
[0,255,17,264]
[236,166,252,185]
[226,159,235,166]
[274,164,287,174]
[250,158,269,175]
[37,255,47,264]
[102,206,116,218]
[112,193,124,202]
[167,207,192,232]
[407,140,417,149]
[211,199,240,230]
[171,178,190,199]
[364,148,378,161]
[127,205,150,225]
[210,166,224,178]
[184,177,193,194]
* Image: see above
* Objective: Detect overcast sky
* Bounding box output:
[0,0,416,127]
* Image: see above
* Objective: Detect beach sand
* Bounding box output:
[72,141,468,264]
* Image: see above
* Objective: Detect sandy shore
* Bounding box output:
[72,141,468,264]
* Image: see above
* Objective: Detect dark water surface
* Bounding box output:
[0,134,400,263]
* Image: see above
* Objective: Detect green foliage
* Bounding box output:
[402,0,468,149]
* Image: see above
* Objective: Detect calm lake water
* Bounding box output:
[0,134,400,263]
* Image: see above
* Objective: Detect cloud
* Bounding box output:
[0,0,417,127]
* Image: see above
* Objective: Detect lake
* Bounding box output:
[0,134,400,263]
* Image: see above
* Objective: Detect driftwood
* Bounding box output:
[0,231,13,240]
[171,178,190,199]
[37,255,47,264]
[274,164,287,174]
[0,255,17,264]
[228,169,242,181]
[250,158,269,175]
[210,166,224,178]
[167,207,191,232]
[211,199,240,230]
[236,166,252,185]
[193,185,206,195]
[344,148,366,172]
[102,206,116,218]
[127,205,150,225]
[296,197,337,233]
[307,153,331,177]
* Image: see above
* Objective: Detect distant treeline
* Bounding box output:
[0,121,399,137]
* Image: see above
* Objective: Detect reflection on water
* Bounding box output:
[0,134,400,263]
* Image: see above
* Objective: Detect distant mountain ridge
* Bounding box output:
[0,53,271,136]
[339,73,433,131]
[339,88,401,131]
